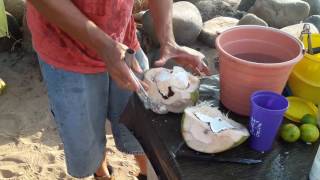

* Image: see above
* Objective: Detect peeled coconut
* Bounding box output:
[182,105,249,153]
[144,66,200,114]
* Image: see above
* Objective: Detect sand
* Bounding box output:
[0,52,140,180]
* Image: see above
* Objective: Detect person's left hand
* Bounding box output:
[154,42,211,75]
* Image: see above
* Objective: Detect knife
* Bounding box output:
[124,49,166,113]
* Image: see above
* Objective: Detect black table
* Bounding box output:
[121,95,319,180]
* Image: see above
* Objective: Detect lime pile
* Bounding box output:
[280,114,319,144]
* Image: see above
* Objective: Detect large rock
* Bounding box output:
[187,0,241,9]
[224,0,242,9]
[198,17,239,47]
[143,1,202,45]
[237,0,256,11]
[4,0,25,25]
[280,23,319,40]
[237,13,268,26]
[249,0,310,28]
[303,0,320,16]
[193,0,237,21]
[304,15,320,32]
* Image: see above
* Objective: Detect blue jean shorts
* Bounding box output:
[38,49,149,178]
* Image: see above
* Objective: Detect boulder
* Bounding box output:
[237,0,256,11]
[198,17,239,47]
[185,0,241,10]
[249,0,310,28]
[4,0,25,25]
[237,13,268,26]
[224,0,242,10]
[280,23,319,40]
[304,15,320,32]
[142,1,202,45]
[182,105,249,154]
[143,66,200,114]
[302,0,320,16]
[193,0,237,21]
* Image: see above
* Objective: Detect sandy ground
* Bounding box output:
[0,51,140,180]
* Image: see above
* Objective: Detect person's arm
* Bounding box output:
[149,0,210,75]
[27,0,141,91]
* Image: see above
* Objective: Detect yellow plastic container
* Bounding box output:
[285,96,318,122]
[288,34,320,104]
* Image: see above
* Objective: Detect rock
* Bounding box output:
[188,0,241,9]
[281,23,319,40]
[4,0,25,25]
[249,0,310,28]
[174,0,246,20]
[304,15,320,31]
[198,17,239,47]
[142,1,202,45]
[193,0,237,21]
[303,0,320,16]
[238,0,256,11]
[172,2,203,45]
[224,0,242,10]
[237,13,268,26]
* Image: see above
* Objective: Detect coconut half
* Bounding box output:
[182,105,249,153]
[144,66,200,114]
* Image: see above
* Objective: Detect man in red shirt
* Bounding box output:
[27,0,209,179]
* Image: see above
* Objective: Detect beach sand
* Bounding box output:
[0,52,140,180]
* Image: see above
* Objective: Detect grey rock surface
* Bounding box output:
[142,1,203,45]
[304,15,320,31]
[198,17,239,47]
[249,0,310,28]
[237,13,268,26]
[303,0,320,16]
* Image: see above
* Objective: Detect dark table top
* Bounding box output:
[121,95,319,180]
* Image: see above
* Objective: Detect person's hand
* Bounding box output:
[154,42,211,75]
[101,43,145,92]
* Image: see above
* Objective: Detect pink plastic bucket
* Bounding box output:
[216,26,304,116]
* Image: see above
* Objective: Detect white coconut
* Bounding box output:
[182,105,249,153]
[144,66,200,114]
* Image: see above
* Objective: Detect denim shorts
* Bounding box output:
[38,49,149,178]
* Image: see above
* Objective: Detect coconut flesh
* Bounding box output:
[182,105,249,153]
[144,66,200,114]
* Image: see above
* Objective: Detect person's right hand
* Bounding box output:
[101,42,145,92]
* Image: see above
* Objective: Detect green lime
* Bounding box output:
[300,124,320,143]
[280,123,301,143]
[301,114,318,126]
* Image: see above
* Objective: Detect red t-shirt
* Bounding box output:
[26,0,140,74]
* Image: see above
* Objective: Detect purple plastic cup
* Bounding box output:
[248,90,289,152]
